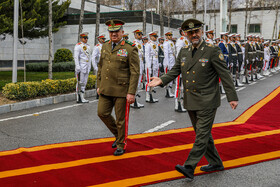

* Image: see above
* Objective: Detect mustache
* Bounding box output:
[192,36,200,40]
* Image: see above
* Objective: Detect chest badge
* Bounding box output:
[83,46,87,51]
[199,58,208,67]
[117,49,128,57]
[153,45,156,49]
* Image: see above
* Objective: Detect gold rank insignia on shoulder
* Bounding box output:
[83,46,87,50]
[219,53,224,60]
[181,62,185,66]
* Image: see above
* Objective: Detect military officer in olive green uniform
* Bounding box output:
[97,19,140,156]
[148,18,238,180]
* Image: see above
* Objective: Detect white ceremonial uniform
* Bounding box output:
[92,42,103,73]
[173,36,189,112]
[74,42,91,92]
[145,40,159,92]
[263,46,270,72]
[205,38,214,45]
[241,45,245,72]
[163,39,176,73]
[133,39,145,89]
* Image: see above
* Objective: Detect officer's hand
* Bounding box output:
[76,67,81,73]
[230,101,238,110]
[97,88,100,95]
[127,94,135,104]
[148,77,163,87]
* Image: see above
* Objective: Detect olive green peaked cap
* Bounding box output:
[105,19,125,32]
[181,18,204,32]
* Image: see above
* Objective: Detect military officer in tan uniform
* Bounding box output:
[97,19,140,156]
[148,18,238,180]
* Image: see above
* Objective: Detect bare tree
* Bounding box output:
[143,0,147,35]
[228,0,233,32]
[272,0,279,39]
[244,0,249,39]
[48,0,53,79]
[78,0,85,42]
[95,0,100,45]
[159,0,164,36]
[192,0,197,18]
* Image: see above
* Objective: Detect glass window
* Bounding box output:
[248,24,261,33]
[227,25,237,33]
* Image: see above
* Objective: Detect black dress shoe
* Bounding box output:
[175,165,194,181]
[112,141,117,148]
[200,164,224,172]
[113,148,125,156]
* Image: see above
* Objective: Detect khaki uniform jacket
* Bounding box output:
[160,41,238,110]
[97,40,140,97]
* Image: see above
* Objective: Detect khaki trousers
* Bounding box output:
[184,109,223,170]
[97,94,129,149]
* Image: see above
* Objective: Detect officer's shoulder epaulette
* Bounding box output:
[77,42,82,45]
[206,43,214,47]
[124,40,136,47]
[180,36,184,40]
[105,40,110,43]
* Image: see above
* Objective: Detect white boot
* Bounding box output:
[131,98,144,108]
[76,93,82,103]
[220,84,225,94]
[236,79,244,87]
[175,98,186,113]
[165,87,174,98]
[80,92,89,103]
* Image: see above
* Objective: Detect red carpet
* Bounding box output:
[1,87,280,186]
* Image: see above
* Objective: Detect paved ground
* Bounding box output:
[0,72,279,186]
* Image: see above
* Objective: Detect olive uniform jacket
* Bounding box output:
[97,40,140,97]
[160,40,238,111]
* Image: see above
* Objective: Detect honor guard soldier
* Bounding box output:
[270,41,278,73]
[218,32,229,93]
[163,31,176,98]
[145,31,160,103]
[243,35,253,84]
[123,33,129,40]
[251,35,260,80]
[256,36,264,77]
[228,34,241,87]
[158,37,165,74]
[131,29,145,109]
[235,34,244,86]
[92,34,106,99]
[174,28,188,112]
[97,19,140,156]
[263,41,271,76]
[214,37,221,46]
[148,18,238,181]
[205,29,215,44]
[219,32,229,66]
[74,32,91,103]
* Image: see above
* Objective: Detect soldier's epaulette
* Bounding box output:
[124,40,136,47]
[206,43,214,47]
[77,42,82,45]
[105,40,110,43]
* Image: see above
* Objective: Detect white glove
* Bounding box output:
[75,67,81,73]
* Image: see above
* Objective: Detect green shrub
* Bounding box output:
[26,61,75,72]
[2,75,96,100]
[54,48,74,63]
